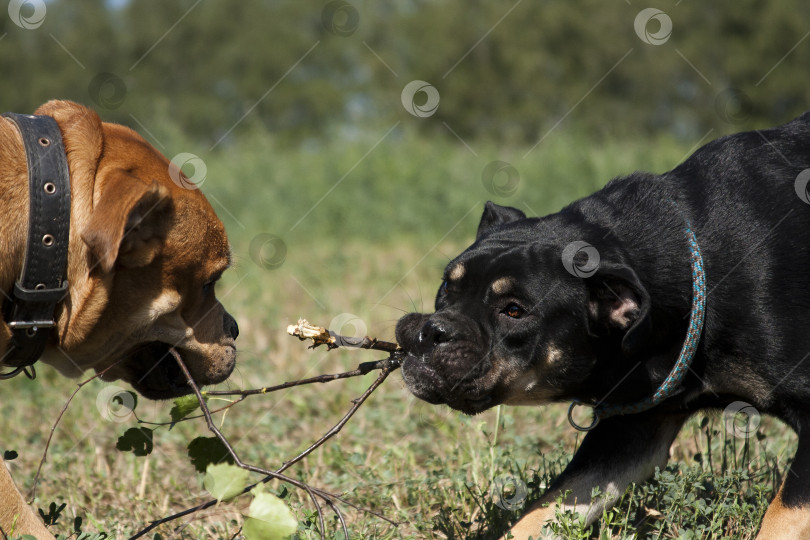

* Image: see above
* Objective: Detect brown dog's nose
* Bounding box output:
[224,312,239,340]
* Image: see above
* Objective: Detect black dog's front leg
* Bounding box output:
[507,411,688,539]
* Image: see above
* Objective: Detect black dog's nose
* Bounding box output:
[420,319,451,345]
[224,312,239,340]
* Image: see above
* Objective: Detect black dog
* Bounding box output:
[396,112,810,539]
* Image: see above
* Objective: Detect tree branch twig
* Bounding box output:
[129,319,402,539]
[287,318,400,353]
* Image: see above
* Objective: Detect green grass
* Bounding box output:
[2,127,796,539]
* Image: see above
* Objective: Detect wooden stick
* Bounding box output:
[287,318,400,353]
[129,320,402,539]
[201,355,401,397]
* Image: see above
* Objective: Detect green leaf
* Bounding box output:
[242,486,298,540]
[170,394,203,426]
[187,436,234,473]
[115,427,154,457]
[38,501,67,525]
[203,463,248,502]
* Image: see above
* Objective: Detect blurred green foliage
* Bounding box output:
[1,3,804,536]
[1,0,808,147]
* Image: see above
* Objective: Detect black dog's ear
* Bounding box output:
[586,264,652,356]
[476,201,526,240]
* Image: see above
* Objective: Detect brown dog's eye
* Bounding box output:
[503,303,525,319]
[203,271,224,297]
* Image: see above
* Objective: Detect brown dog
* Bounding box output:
[0,101,238,537]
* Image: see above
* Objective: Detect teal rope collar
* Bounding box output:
[568,225,707,431]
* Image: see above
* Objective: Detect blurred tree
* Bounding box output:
[0,0,807,144]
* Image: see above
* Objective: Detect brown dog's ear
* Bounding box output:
[586,264,652,356]
[476,201,526,240]
[81,172,173,273]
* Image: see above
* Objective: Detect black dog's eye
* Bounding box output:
[439,280,449,296]
[502,303,525,319]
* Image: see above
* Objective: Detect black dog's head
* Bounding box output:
[396,202,657,415]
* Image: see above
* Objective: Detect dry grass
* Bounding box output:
[2,132,797,538]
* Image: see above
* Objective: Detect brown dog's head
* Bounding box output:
[20,101,238,399]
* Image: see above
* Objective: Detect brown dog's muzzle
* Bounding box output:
[123,340,237,400]
[113,307,239,400]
